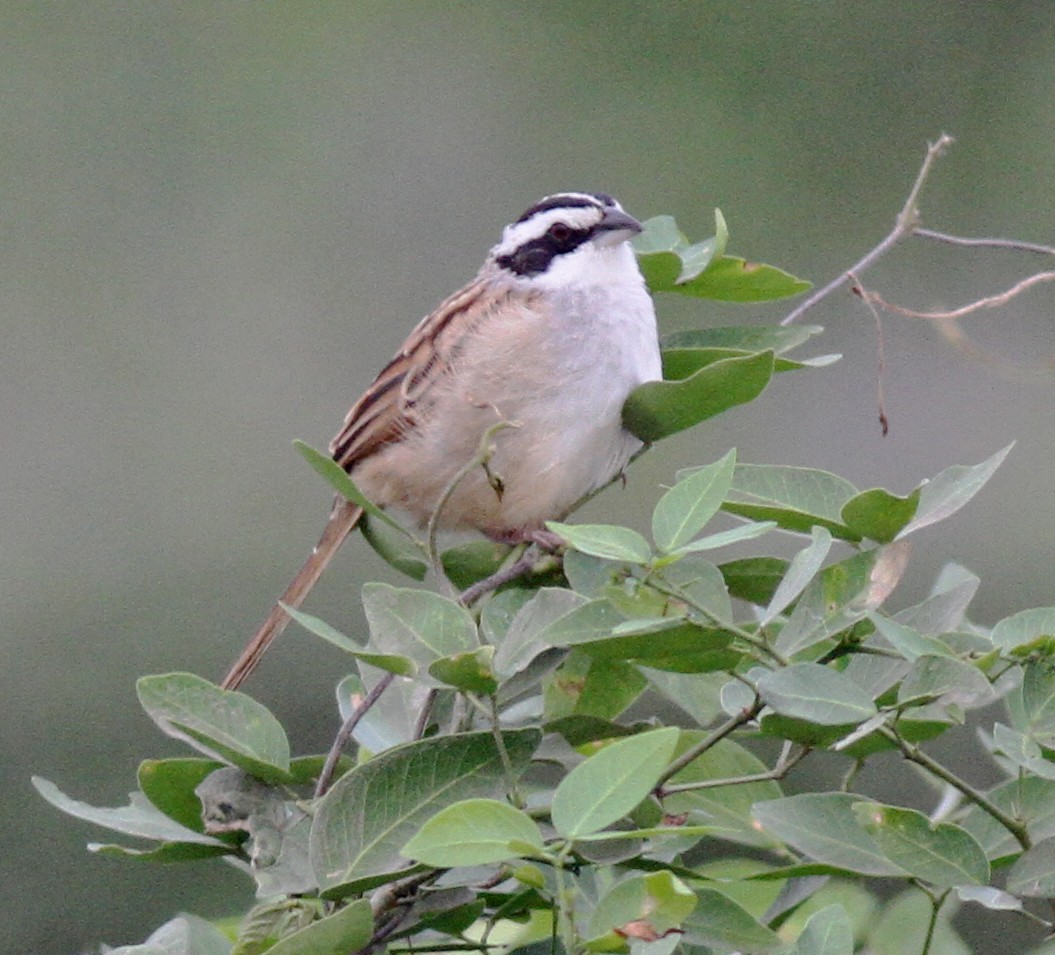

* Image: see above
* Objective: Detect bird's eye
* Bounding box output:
[548,222,573,243]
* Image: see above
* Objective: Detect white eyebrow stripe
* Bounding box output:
[493,205,603,257]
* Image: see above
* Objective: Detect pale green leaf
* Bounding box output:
[551,727,679,838]
[652,450,736,553]
[402,799,544,867]
[896,443,1013,539]
[545,522,652,563]
[137,673,291,782]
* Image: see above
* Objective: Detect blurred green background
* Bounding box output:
[5,2,1054,952]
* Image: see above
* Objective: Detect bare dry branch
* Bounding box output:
[857,271,1055,321]
[782,134,955,326]
[914,229,1055,257]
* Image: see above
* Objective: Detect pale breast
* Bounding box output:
[352,265,660,537]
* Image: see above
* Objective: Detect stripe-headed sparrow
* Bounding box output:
[222,192,661,689]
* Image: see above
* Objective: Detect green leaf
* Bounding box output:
[842,488,920,543]
[645,670,726,728]
[896,443,1013,538]
[544,715,641,746]
[652,449,736,552]
[652,554,734,625]
[310,729,540,895]
[293,441,408,535]
[563,615,736,673]
[622,350,775,443]
[960,776,1055,861]
[138,758,225,833]
[428,646,498,695]
[492,587,589,680]
[775,550,879,657]
[1007,836,1055,897]
[358,513,428,580]
[234,898,322,955]
[866,889,969,955]
[761,526,833,626]
[284,606,417,676]
[634,215,689,290]
[137,673,292,782]
[674,520,775,554]
[361,583,479,684]
[661,323,823,357]
[990,725,1055,781]
[682,887,784,952]
[440,540,512,590]
[679,227,727,283]
[720,556,790,606]
[991,607,1055,652]
[664,737,782,848]
[868,613,955,661]
[724,463,858,539]
[586,871,697,942]
[955,885,1025,914]
[335,673,425,754]
[897,655,996,710]
[1018,663,1055,743]
[674,255,811,302]
[402,798,545,867]
[790,905,854,955]
[545,522,652,563]
[115,915,232,955]
[757,664,877,726]
[753,793,906,876]
[896,564,980,634]
[544,653,646,720]
[32,776,226,847]
[853,802,989,886]
[88,841,230,863]
[266,899,373,955]
[551,727,679,838]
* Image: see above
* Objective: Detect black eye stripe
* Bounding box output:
[496,224,595,277]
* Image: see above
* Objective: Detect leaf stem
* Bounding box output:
[646,573,790,668]
[426,419,517,589]
[917,884,949,955]
[552,845,579,955]
[482,694,525,809]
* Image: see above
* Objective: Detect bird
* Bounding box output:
[221,192,662,690]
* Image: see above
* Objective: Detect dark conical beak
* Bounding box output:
[593,207,643,248]
[597,207,643,236]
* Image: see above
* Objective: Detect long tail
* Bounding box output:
[221,498,363,690]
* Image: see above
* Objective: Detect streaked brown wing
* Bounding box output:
[329,277,508,469]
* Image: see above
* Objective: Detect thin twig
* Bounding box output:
[315,672,395,797]
[655,699,763,792]
[880,726,1031,850]
[659,743,808,795]
[458,546,539,606]
[848,270,889,435]
[781,134,954,326]
[358,871,444,955]
[413,688,438,740]
[857,271,1055,321]
[914,228,1055,257]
